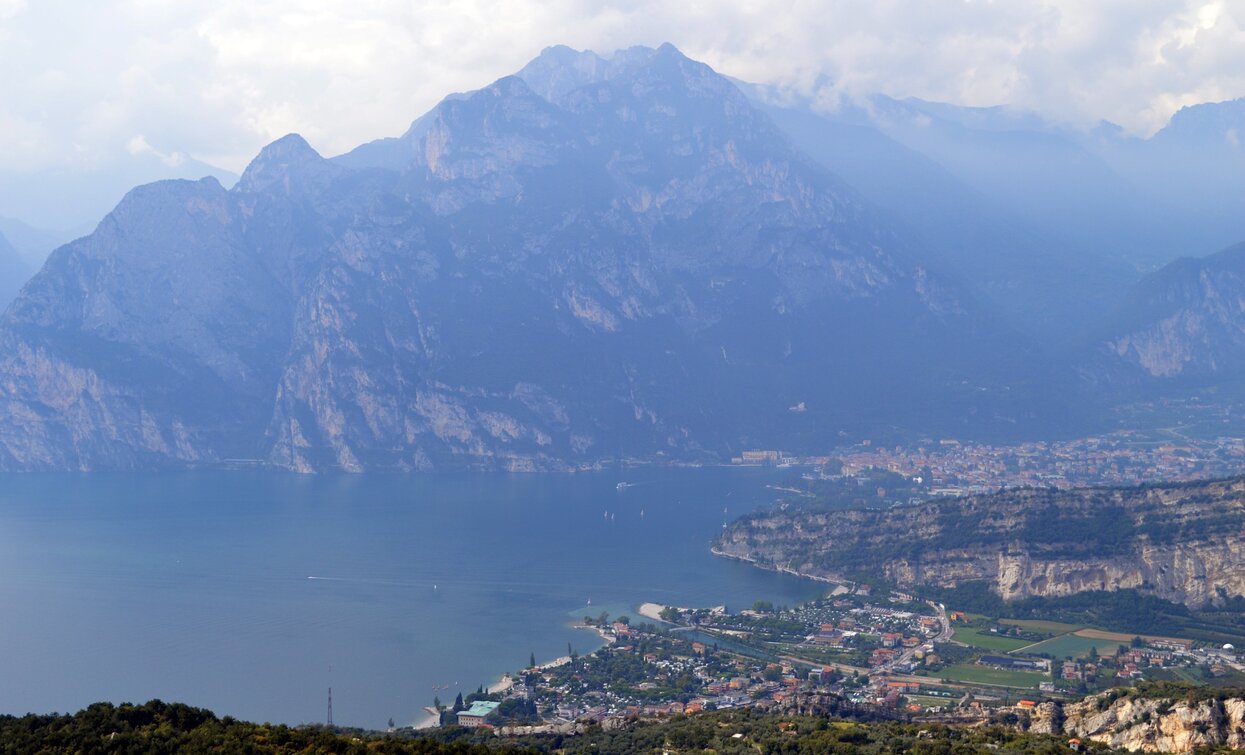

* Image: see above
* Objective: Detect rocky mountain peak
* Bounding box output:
[237,133,338,195]
[514,45,609,103]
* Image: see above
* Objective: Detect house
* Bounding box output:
[457,701,500,728]
[1016,700,1037,710]
[870,648,896,666]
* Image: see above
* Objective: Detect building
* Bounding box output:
[457,701,500,728]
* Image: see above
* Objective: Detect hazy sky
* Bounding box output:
[1,0,1242,173]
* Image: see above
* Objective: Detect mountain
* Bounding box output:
[734,87,1132,344]
[827,96,1180,268]
[716,477,1245,608]
[0,216,70,268]
[0,230,32,309]
[1090,242,1245,385]
[1091,98,1245,258]
[0,152,237,236]
[0,44,1074,472]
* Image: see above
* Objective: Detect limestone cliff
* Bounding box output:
[717,477,1245,607]
[1028,689,1245,752]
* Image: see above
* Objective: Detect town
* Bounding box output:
[416,584,1245,735]
[733,428,1245,497]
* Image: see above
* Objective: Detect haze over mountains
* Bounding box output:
[0,230,31,309]
[0,44,1243,472]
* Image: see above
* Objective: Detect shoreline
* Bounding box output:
[709,545,849,587]
[460,621,610,724]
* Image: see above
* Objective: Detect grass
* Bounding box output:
[937,663,1047,688]
[906,695,954,709]
[999,618,1085,634]
[951,626,1032,652]
[1019,633,1125,659]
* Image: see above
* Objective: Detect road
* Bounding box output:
[780,600,954,681]
[876,600,952,676]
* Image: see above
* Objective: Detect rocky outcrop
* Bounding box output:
[717,477,1245,607]
[1027,690,1245,752]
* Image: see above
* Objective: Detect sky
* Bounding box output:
[0,0,1243,174]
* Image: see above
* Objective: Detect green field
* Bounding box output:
[938,663,1047,688]
[999,618,1085,634]
[906,694,954,709]
[1019,633,1124,659]
[951,626,1032,652]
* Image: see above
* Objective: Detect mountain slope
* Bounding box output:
[0,45,1071,472]
[736,91,1132,344]
[1090,242,1245,384]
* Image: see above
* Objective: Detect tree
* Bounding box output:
[598,610,610,626]
[433,696,442,711]
[617,615,630,625]
[387,717,395,729]
[452,693,464,712]
[530,651,536,668]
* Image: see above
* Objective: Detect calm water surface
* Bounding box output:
[0,468,818,728]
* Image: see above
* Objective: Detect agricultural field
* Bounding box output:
[999,618,1085,634]
[952,626,1032,652]
[936,663,1048,688]
[1019,632,1125,659]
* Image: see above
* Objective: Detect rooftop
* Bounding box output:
[459,701,500,718]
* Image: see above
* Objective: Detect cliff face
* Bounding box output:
[1090,242,1245,385]
[0,45,1060,472]
[717,478,1245,607]
[1028,692,1245,752]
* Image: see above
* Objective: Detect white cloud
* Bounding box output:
[0,0,1242,174]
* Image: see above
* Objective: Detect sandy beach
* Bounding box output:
[638,602,669,622]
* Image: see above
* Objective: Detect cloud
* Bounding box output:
[126,134,186,166]
[0,0,1242,173]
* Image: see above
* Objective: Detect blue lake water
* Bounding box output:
[0,468,819,729]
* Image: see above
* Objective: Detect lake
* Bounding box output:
[0,468,820,729]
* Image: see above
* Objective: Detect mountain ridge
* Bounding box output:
[0,44,1073,472]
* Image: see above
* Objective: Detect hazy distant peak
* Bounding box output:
[516,45,609,103]
[515,42,729,106]
[237,133,338,195]
[1153,97,1245,147]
